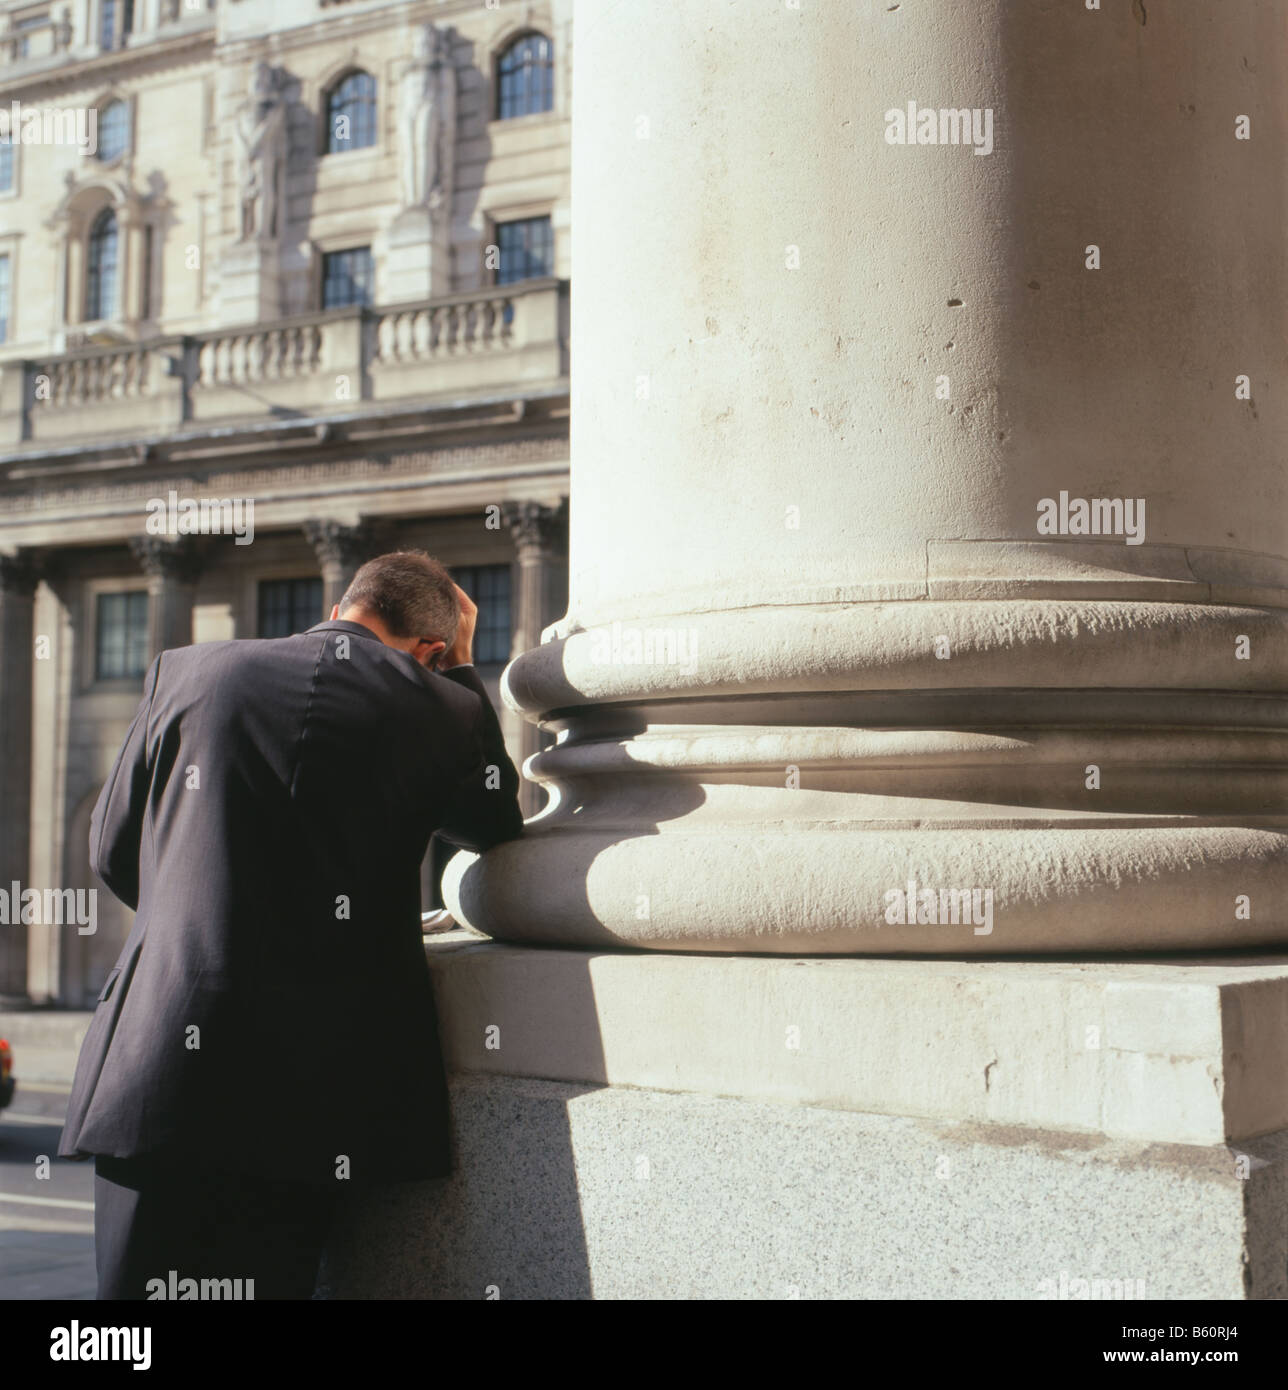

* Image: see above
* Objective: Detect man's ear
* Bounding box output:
[330,604,341,620]
[421,639,448,669]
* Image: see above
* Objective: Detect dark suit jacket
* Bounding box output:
[58,619,523,1187]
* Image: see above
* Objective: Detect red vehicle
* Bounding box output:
[0,1038,14,1111]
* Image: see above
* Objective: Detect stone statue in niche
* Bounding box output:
[398,23,456,218]
[234,61,287,243]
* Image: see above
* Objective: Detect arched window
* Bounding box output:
[97,101,128,162]
[496,33,554,120]
[325,71,377,153]
[87,209,119,320]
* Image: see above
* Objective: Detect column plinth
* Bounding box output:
[447,0,1288,953]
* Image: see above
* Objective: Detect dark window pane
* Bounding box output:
[96,590,149,680]
[321,246,374,309]
[327,71,377,153]
[453,563,512,664]
[258,578,324,638]
[87,209,119,319]
[497,33,554,120]
[0,140,12,193]
[495,216,553,287]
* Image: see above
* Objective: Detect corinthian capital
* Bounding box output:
[129,536,204,584]
[302,518,385,573]
[502,498,568,558]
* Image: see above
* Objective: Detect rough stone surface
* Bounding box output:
[321,1074,1284,1300]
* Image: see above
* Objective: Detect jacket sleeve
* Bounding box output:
[434,664,525,853]
[88,654,162,911]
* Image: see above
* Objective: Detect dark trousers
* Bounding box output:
[94,1152,339,1301]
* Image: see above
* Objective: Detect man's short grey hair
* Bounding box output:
[338,550,460,644]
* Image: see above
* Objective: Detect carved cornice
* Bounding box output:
[0,436,570,520]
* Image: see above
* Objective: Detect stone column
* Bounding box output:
[448,0,1288,953]
[0,553,38,999]
[502,498,568,816]
[129,537,202,657]
[303,519,383,616]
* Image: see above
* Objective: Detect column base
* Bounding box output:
[448,598,1288,953]
[319,940,1288,1299]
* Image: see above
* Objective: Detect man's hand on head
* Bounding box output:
[438,583,477,670]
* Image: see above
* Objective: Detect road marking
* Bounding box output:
[11,1082,73,1094]
[0,1193,95,1211]
[1,1111,63,1126]
[0,1214,94,1235]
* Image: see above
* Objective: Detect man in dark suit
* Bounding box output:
[59,550,523,1299]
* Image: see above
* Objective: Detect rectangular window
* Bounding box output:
[258,578,323,639]
[495,217,554,286]
[99,0,131,51]
[95,591,149,680]
[98,0,116,49]
[321,247,374,310]
[452,563,512,665]
[0,139,13,193]
[0,255,10,344]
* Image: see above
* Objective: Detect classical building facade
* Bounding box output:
[0,0,571,1005]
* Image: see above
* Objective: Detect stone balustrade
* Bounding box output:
[0,278,567,448]
[40,344,155,407]
[372,293,513,363]
[194,322,326,389]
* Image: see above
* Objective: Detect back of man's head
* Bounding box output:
[338,551,460,645]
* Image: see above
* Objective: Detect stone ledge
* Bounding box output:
[424,936,1288,1146]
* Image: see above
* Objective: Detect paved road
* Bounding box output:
[0,1083,95,1300]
